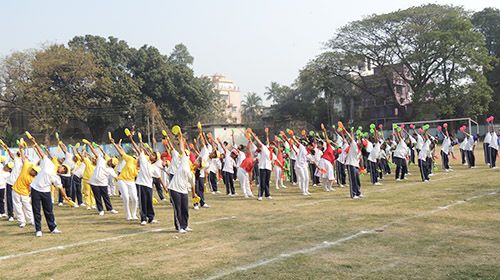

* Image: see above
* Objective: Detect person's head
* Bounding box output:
[269,141,276,149]
[30,165,41,177]
[107,157,119,168]
[230,149,238,159]
[3,162,14,172]
[57,164,69,175]
[238,144,245,151]
[73,155,80,162]
[91,157,97,165]
[150,152,160,163]
[16,151,21,157]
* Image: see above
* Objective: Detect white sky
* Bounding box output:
[1,0,498,104]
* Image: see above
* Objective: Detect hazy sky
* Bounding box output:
[1,0,498,102]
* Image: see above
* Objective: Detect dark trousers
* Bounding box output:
[336,162,346,185]
[418,159,430,181]
[380,158,391,175]
[138,185,154,222]
[253,162,260,185]
[490,147,498,168]
[0,188,5,215]
[460,149,467,164]
[258,169,271,198]
[71,175,83,205]
[209,171,218,192]
[466,150,475,167]
[59,176,72,203]
[223,171,235,195]
[31,189,57,232]
[484,143,490,164]
[426,157,433,174]
[368,160,378,184]
[195,177,205,206]
[441,151,450,170]
[90,185,113,212]
[347,165,361,197]
[309,163,320,185]
[170,189,189,230]
[152,177,165,200]
[394,157,406,180]
[290,160,297,183]
[410,148,416,164]
[6,183,13,218]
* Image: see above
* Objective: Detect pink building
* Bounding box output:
[210,74,242,123]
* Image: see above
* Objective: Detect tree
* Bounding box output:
[241,92,263,123]
[324,4,493,119]
[472,8,500,118]
[168,43,194,66]
[264,82,291,104]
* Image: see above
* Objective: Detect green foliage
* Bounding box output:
[241,92,263,123]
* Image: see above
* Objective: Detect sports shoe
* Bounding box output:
[353,196,360,199]
[276,186,280,190]
[149,220,159,224]
[73,204,79,208]
[492,166,498,169]
[19,223,26,228]
[99,211,105,216]
[178,229,187,234]
[194,205,199,210]
[396,179,401,181]
[424,180,429,183]
[58,203,63,207]
[374,182,382,186]
[313,184,317,187]
[110,209,118,214]
[359,194,364,198]
[79,203,86,207]
[8,217,14,222]
[51,228,62,234]
[132,216,139,220]
[35,231,43,237]
[266,196,273,200]
[258,197,263,201]
[202,204,210,208]
[340,184,345,188]
[281,185,287,189]
[303,192,309,196]
[185,227,193,232]
[141,221,147,226]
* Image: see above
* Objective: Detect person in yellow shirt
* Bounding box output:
[77,148,96,210]
[12,145,38,228]
[110,137,139,220]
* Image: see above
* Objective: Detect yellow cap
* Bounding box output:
[0,156,5,163]
[111,157,119,166]
[32,165,41,173]
[6,162,14,169]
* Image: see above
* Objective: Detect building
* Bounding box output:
[210,74,242,123]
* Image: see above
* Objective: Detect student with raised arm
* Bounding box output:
[168,127,197,233]
[272,136,286,191]
[76,147,96,210]
[128,132,165,225]
[0,141,23,222]
[237,134,254,198]
[488,121,498,169]
[252,130,274,200]
[438,125,452,172]
[110,136,139,220]
[195,125,211,208]
[87,141,119,216]
[341,124,363,199]
[217,137,237,196]
[70,146,85,207]
[12,141,36,228]
[0,161,13,218]
[318,124,336,192]
[463,128,476,168]
[57,139,75,207]
[367,128,382,185]
[280,131,309,196]
[335,130,348,188]
[150,137,166,202]
[418,129,431,182]
[393,127,408,181]
[27,134,70,237]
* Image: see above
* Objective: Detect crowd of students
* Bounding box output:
[0,120,498,237]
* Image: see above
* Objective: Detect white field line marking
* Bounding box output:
[0,216,237,262]
[205,190,498,280]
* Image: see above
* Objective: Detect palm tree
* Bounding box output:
[241,92,263,123]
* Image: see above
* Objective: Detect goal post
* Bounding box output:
[392,117,479,139]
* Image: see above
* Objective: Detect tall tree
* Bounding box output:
[324,4,493,119]
[168,43,194,66]
[241,92,263,123]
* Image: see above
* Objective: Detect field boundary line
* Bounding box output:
[204,189,498,280]
[0,216,237,262]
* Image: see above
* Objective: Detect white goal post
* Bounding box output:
[392,117,479,136]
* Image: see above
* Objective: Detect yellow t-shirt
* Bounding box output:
[82,157,96,181]
[51,156,60,172]
[117,154,138,182]
[13,161,34,196]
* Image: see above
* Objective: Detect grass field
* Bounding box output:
[0,151,499,280]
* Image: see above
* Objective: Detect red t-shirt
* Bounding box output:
[322,143,336,164]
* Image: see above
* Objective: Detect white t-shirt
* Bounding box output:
[394,140,408,159]
[6,157,22,186]
[314,147,323,163]
[89,156,117,187]
[152,159,163,179]
[465,135,475,151]
[419,140,430,160]
[368,142,380,163]
[484,132,492,145]
[416,135,424,150]
[337,142,349,164]
[61,152,75,177]
[136,152,160,187]
[236,150,246,168]
[209,158,221,173]
[168,150,180,175]
[258,146,272,171]
[168,155,194,194]
[441,136,451,154]
[222,154,236,173]
[489,132,498,150]
[73,161,86,178]
[30,156,63,193]
[460,138,468,150]
[345,140,360,167]
[0,170,10,189]
[295,144,308,169]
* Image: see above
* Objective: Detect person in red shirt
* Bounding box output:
[317,124,336,192]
